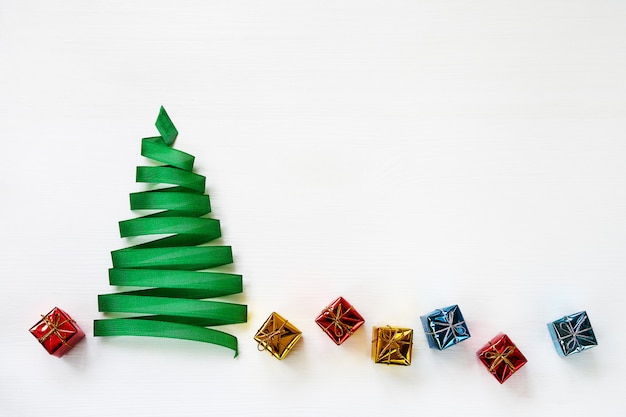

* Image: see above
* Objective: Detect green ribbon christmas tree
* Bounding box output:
[94,107,247,356]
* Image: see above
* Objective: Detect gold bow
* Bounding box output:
[484,345,516,373]
[322,304,354,338]
[377,326,411,364]
[38,312,76,348]
[256,318,287,352]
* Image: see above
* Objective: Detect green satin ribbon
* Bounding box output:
[94,107,247,356]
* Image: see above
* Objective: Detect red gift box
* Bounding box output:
[315,296,365,345]
[29,307,85,357]
[477,333,527,384]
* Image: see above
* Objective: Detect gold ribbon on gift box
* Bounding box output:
[484,345,516,373]
[256,320,287,352]
[322,304,354,338]
[254,312,302,360]
[38,312,76,348]
[375,326,412,365]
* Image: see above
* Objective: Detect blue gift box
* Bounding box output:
[547,311,598,356]
[420,304,470,350]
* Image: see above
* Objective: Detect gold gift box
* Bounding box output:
[254,312,302,360]
[372,326,413,365]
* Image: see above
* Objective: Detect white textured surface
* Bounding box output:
[1,1,625,416]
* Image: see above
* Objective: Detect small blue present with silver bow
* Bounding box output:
[547,311,598,356]
[420,304,470,350]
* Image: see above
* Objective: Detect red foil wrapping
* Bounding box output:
[477,333,527,384]
[315,296,365,345]
[29,307,85,357]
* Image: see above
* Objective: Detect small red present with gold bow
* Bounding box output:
[315,296,365,345]
[477,333,527,383]
[29,307,85,357]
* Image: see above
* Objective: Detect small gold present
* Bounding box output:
[254,312,302,360]
[372,326,413,365]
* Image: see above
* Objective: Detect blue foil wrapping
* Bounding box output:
[420,304,470,350]
[547,310,598,356]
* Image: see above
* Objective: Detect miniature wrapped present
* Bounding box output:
[29,307,85,357]
[420,304,470,350]
[254,312,302,360]
[547,311,597,356]
[477,333,527,383]
[315,296,365,345]
[371,326,413,366]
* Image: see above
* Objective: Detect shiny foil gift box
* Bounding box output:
[477,333,527,383]
[29,307,85,357]
[254,312,302,360]
[371,326,413,366]
[547,311,598,356]
[420,304,470,350]
[315,296,365,345]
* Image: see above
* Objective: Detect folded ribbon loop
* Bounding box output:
[94,107,247,357]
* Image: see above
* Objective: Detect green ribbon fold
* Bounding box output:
[94,106,247,356]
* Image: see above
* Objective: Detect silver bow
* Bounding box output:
[427,307,467,347]
[556,313,595,353]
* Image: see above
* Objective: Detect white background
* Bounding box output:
[1,1,625,416]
